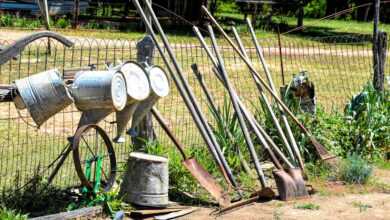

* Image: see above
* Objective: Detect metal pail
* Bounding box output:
[120,61,150,103]
[71,70,127,111]
[131,65,170,128]
[14,69,74,128]
[120,152,169,207]
[113,103,139,143]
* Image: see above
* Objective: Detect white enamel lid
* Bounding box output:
[149,66,170,97]
[121,62,150,101]
[111,71,127,111]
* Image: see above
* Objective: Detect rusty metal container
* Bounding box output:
[132,65,170,128]
[14,69,74,127]
[120,152,169,207]
[70,70,127,111]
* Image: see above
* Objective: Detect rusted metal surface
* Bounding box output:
[152,108,231,207]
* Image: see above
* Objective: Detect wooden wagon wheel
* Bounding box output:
[72,124,117,192]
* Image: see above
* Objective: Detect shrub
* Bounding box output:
[55,18,70,29]
[0,206,27,220]
[339,154,373,184]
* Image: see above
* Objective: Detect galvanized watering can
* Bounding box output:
[71,70,128,112]
[14,69,74,128]
[131,65,170,129]
[114,61,150,143]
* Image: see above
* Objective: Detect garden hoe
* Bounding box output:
[201,6,338,165]
[133,0,244,199]
[151,108,231,207]
[230,27,309,199]
[207,25,275,199]
[194,26,308,201]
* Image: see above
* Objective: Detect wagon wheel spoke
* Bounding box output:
[81,135,97,158]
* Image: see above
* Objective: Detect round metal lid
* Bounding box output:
[149,66,170,97]
[129,152,168,163]
[121,62,150,101]
[110,71,127,111]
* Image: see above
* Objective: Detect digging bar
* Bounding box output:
[151,108,231,207]
[246,19,304,169]
[201,6,337,162]
[194,27,308,200]
[133,0,243,195]
[207,25,275,198]
[231,26,296,163]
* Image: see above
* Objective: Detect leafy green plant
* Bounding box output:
[294,203,320,210]
[208,96,247,171]
[0,206,27,220]
[55,18,70,28]
[339,154,373,184]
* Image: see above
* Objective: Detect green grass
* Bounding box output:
[294,203,320,210]
[351,201,373,212]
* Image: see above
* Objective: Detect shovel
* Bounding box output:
[201,6,337,164]
[151,108,231,207]
[207,25,275,199]
[194,26,308,201]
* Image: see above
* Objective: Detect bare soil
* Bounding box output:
[181,192,389,220]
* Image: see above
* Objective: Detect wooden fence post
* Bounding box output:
[372,0,386,91]
[373,31,387,91]
[133,35,156,148]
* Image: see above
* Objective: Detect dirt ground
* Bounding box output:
[180,193,389,220]
[175,168,390,220]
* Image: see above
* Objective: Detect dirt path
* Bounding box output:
[182,192,389,220]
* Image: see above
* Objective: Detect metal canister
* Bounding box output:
[120,61,150,103]
[114,61,151,143]
[70,70,127,111]
[131,65,170,128]
[14,69,74,128]
[119,152,169,207]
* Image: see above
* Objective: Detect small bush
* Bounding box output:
[339,154,373,184]
[55,18,70,29]
[0,206,27,220]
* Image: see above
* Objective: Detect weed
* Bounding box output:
[55,18,70,29]
[294,203,320,210]
[351,201,372,212]
[339,154,373,184]
[0,206,27,220]
[273,209,283,220]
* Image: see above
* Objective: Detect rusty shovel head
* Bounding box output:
[288,168,309,199]
[182,158,231,207]
[272,169,298,201]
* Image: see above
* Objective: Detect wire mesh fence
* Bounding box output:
[0,33,388,192]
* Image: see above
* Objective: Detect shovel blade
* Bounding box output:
[273,170,297,201]
[182,158,231,207]
[288,168,309,199]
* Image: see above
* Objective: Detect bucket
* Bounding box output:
[14,69,74,128]
[119,152,169,207]
[71,70,127,111]
[131,65,170,128]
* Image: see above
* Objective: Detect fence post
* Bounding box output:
[133,35,156,148]
[373,31,387,92]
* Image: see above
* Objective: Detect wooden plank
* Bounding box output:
[30,206,103,220]
[154,207,198,220]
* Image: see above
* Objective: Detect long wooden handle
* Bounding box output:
[200,6,312,137]
[151,108,187,160]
